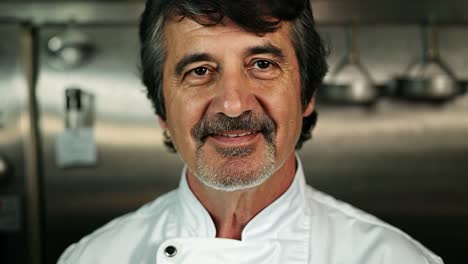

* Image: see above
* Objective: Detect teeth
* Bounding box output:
[219,131,254,137]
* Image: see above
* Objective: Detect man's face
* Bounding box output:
[160,17,314,191]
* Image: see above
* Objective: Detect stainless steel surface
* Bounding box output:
[0,24,37,264]
[312,0,468,25]
[2,0,468,25]
[0,2,144,25]
[36,25,184,263]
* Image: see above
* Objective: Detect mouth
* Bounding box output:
[208,130,262,146]
[215,130,256,137]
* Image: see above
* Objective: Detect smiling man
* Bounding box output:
[58,0,443,263]
[161,15,309,239]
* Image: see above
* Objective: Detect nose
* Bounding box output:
[209,68,257,117]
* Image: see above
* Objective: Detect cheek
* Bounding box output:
[165,107,196,160]
[166,100,193,137]
[164,89,210,149]
[252,91,302,154]
[268,74,303,146]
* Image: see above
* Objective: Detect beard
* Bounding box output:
[191,111,277,192]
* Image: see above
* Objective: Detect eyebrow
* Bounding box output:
[175,53,216,76]
[244,43,286,62]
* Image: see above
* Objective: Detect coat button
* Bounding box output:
[164,245,177,257]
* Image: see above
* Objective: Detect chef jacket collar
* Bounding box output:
[176,153,310,241]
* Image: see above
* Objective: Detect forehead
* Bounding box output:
[163,16,295,58]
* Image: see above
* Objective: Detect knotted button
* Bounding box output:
[164,245,177,257]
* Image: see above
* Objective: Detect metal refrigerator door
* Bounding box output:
[0,24,31,264]
[36,25,184,264]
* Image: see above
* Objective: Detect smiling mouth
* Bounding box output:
[214,131,257,138]
[208,130,261,145]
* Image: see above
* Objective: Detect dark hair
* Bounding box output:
[140,0,328,151]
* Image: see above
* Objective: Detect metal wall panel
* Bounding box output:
[2,0,468,25]
[36,25,184,263]
[0,24,30,264]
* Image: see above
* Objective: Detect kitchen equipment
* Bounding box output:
[46,21,94,70]
[319,25,378,105]
[393,25,463,102]
[36,24,184,263]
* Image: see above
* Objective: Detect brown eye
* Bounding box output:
[184,65,214,86]
[254,60,271,69]
[249,59,280,80]
[192,67,209,76]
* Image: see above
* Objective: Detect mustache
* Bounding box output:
[191,111,276,146]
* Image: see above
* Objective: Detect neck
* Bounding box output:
[186,152,297,240]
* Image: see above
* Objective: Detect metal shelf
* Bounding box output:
[312,0,468,25]
[0,0,468,25]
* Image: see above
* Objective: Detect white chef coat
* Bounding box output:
[58,155,443,264]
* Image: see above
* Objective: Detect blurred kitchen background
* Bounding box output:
[0,0,467,263]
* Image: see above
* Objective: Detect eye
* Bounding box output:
[249,59,280,80]
[183,65,215,86]
[191,66,210,76]
[253,60,272,70]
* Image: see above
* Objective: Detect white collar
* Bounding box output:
[175,153,310,241]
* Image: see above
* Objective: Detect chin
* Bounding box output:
[194,143,276,192]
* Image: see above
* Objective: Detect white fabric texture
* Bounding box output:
[58,156,443,264]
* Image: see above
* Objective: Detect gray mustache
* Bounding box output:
[192,111,276,146]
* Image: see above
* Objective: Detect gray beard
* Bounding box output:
[194,141,276,192]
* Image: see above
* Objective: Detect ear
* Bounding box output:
[302,97,315,117]
[158,116,168,130]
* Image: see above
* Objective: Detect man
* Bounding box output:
[59,0,443,263]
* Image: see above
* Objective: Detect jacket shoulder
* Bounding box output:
[58,189,178,264]
[304,186,443,264]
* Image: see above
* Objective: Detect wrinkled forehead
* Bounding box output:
[164,14,292,44]
[162,16,295,64]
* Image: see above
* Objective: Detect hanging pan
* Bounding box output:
[393,24,465,102]
[319,24,378,106]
